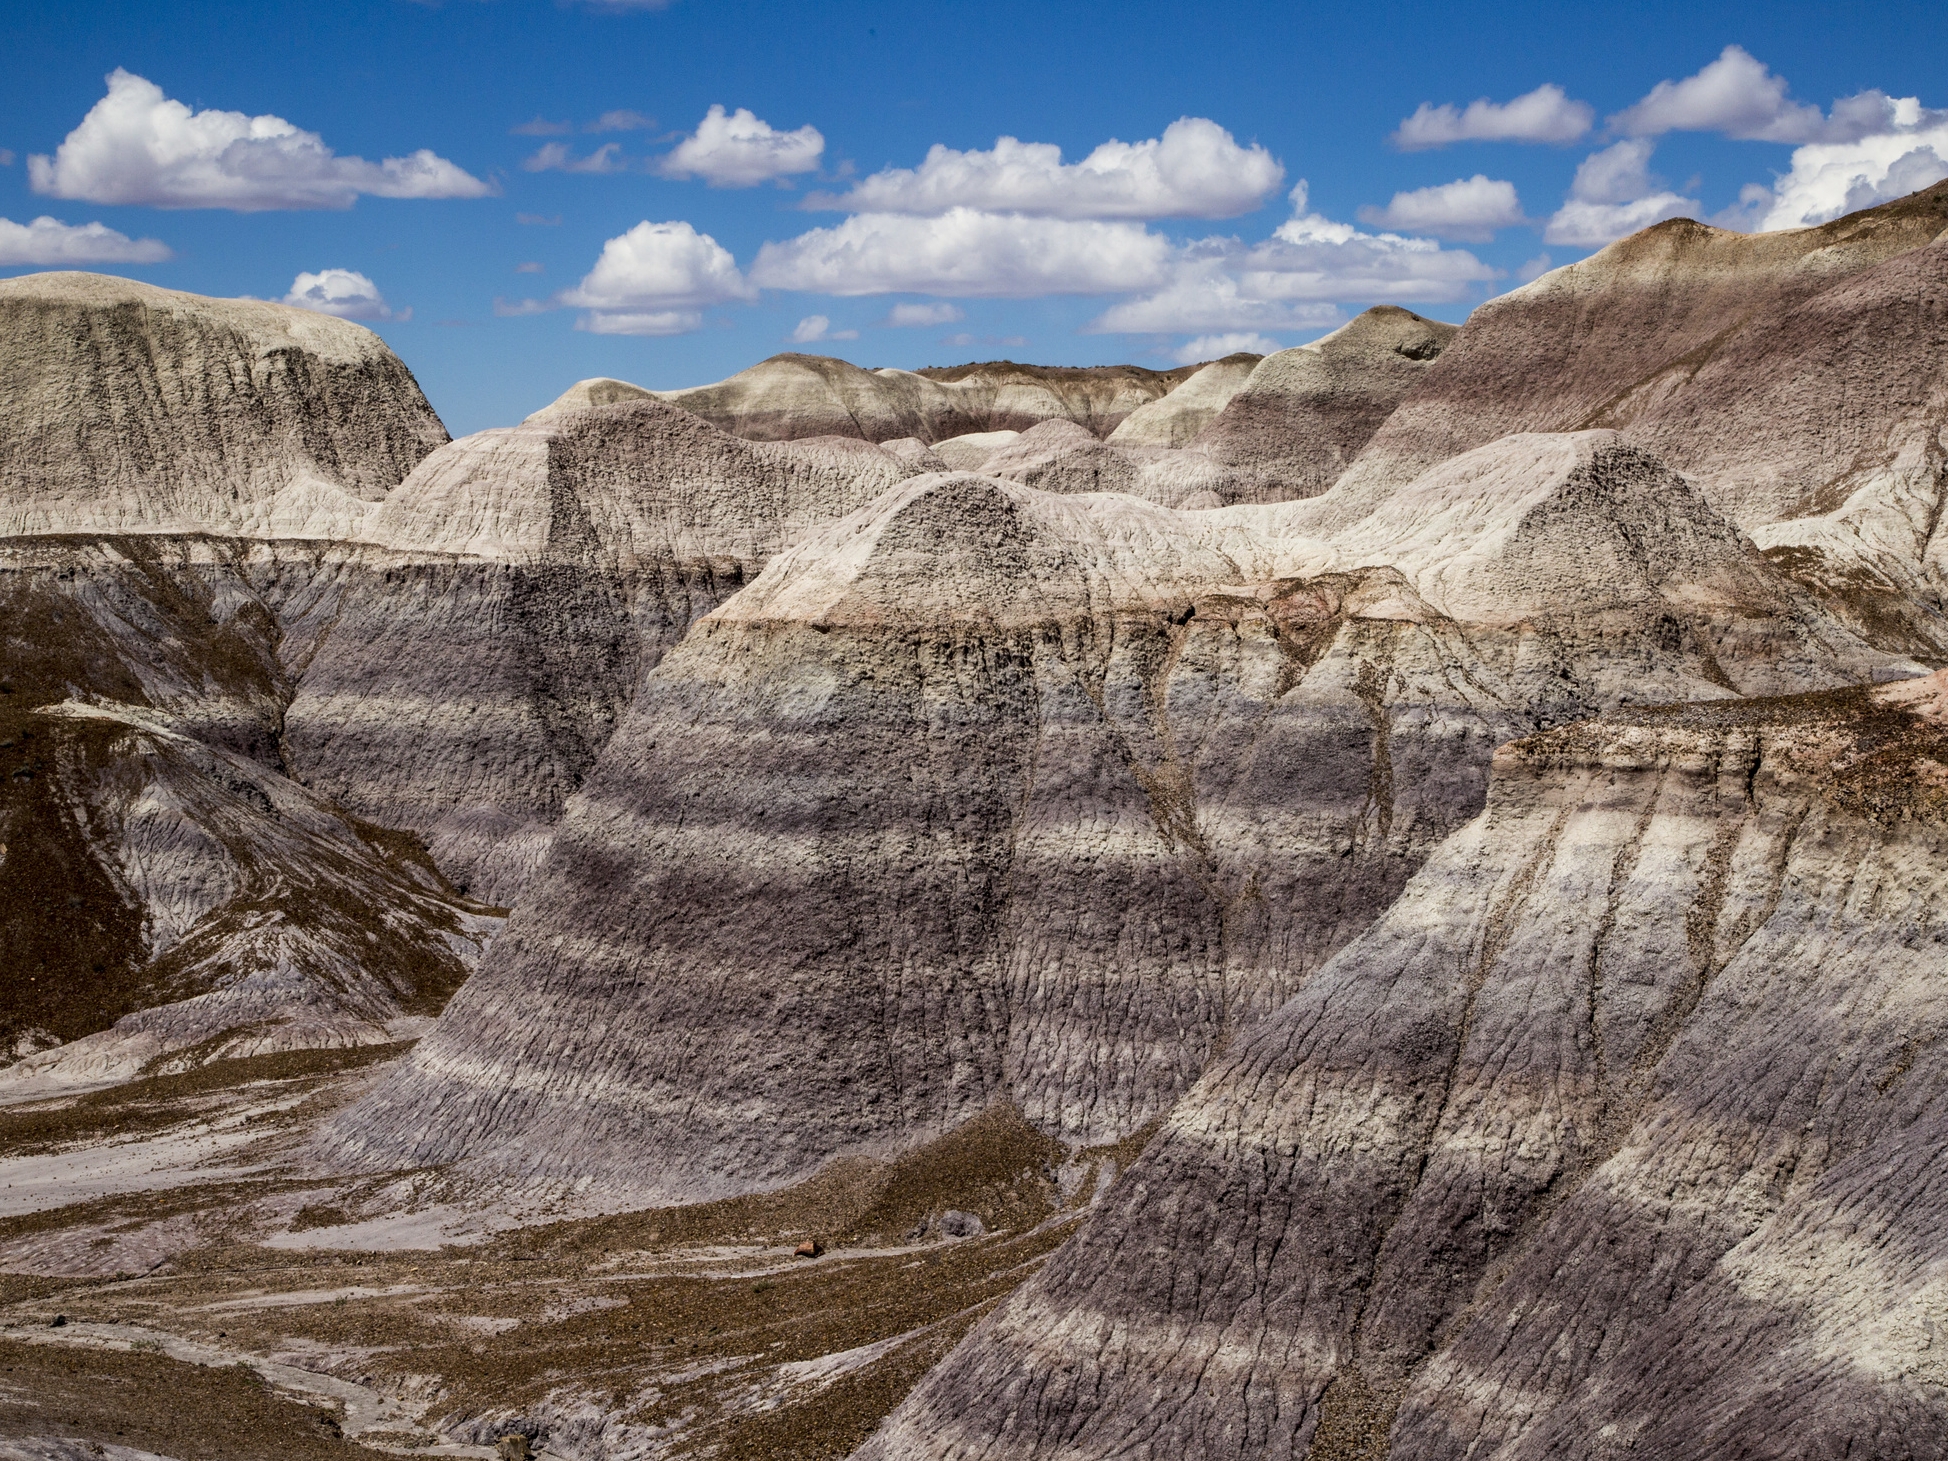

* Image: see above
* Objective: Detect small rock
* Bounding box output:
[940,1210,985,1239]
[794,1239,824,1258]
[49,1315,67,1328]
[496,1436,532,1461]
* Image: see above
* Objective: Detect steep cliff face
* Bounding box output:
[0,272,448,539]
[858,676,1948,1461]
[322,431,1905,1206]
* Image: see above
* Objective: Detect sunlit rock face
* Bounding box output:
[0,271,448,539]
[324,429,1905,1207]
[860,674,1948,1461]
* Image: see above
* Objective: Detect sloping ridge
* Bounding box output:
[655,353,1206,444]
[0,271,448,539]
[860,673,1948,1461]
[319,431,1906,1208]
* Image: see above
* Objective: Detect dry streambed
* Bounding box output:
[0,1051,1136,1459]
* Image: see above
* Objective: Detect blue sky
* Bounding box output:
[2,0,1943,435]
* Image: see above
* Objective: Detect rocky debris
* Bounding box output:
[860,673,1948,1460]
[323,432,1904,1207]
[795,1239,825,1258]
[656,353,1206,443]
[1106,354,1263,448]
[938,1211,984,1239]
[495,1434,532,1461]
[0,271,447,539]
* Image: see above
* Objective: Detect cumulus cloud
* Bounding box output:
[282,269,404,321]
[1356,175,1524,241]
[751,209,1172,297]
[1756,110,1948,229]
[791,314,858,343]
[523,141,627,174]
[30,69,493,211]
[883,301,964,327]
[1542,140,1699,247]
[808,117,1283,220]
[1089,184,1494,334]
[0,214,172,265]
[1172,332,1282,363]
[1613,46,1822,142]
[656,105,823,187]
[558,218,754,334]
[1392,84,1594,149]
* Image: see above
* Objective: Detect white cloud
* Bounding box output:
[515,261,543,274]
[29,69,492,211]
[0,149,14,167]
[657,105,823,187]
[1356,175,1524,242]
[1089,184,1495,334]
[1516,252,1554,283]
[588,110,654,133]
[1757,115,1948,229]
[750,209,1172,297]
[494,296,551,317]
[523,141,627,174]
[1610,45,1932,150]
[282,269,404,321]
[1172,332,1282,363]
[511,117,571,137]
[577,310,700,336]
[558,219,754,334]
[790,314,858,343]
[1542,140,1698,247]
[883,301,964,326]
[808,117,1283,220]
[0,214,172,265]
[1392,84,1594,149]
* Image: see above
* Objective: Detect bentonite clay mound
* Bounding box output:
[859,674,1948,1461]
[0,271,448,538]
[320,431,1906,1208]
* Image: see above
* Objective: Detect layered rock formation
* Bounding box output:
[1189,307,1457,502]
[656,353,1204,443]
[0,697,491,1096]
[281,396,924,901]
[1105,353,1262,447]
[1330,184,1948,652]
[862,673,1948,1461]
[324,430,1906,1205]
[0,272,447,538]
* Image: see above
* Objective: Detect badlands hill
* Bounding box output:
[0,271,448,538]
[657,353,1205,443]
[4,182,1948,1460]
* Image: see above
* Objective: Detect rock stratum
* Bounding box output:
[5,181,1948,1460]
